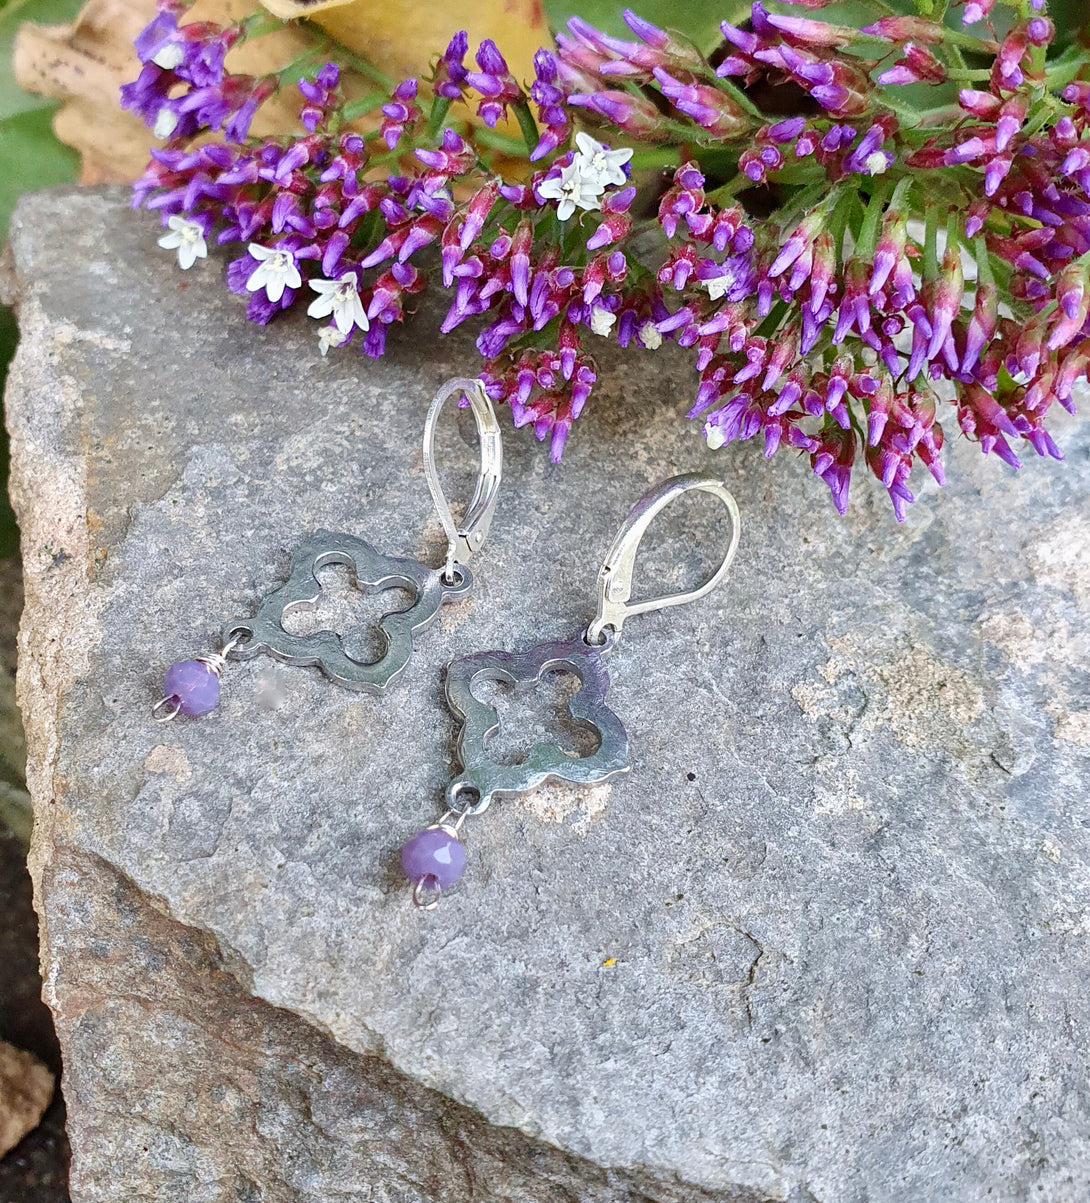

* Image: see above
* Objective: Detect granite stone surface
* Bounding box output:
[4,186,1090,1203]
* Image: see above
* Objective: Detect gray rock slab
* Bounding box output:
[4,185,1090,1203]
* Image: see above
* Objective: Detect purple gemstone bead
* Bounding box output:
[400,826,466,890]
[163,659,220,717]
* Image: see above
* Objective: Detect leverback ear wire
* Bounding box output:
[400,471,740,909]
[153,376,504,721]
[421,377,504,585]
[586,473,741,646]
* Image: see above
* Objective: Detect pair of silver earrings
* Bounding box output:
[154,377,741,909]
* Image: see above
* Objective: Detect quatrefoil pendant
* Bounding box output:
[443,637,630,813]
[223,530,471,694]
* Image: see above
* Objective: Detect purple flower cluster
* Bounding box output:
[126,0,1088,520]
[121,5,267,144]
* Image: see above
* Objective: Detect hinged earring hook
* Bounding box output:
[586,473,740,646]
[422,377,503,583]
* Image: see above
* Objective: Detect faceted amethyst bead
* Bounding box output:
[400,826,466,890]
[162,659,220,717]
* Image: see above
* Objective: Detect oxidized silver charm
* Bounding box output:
[153,377,502,717]
[443,636,630,813]
[222,530,472,694]
[400,472,741,909]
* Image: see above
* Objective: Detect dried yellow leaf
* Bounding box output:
[259,0,548,89]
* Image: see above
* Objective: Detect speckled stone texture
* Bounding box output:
[4,186,1090,1203]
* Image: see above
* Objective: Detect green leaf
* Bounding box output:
[0,104,79,237]
[0,0,88,120]
[1050,0,1090,45]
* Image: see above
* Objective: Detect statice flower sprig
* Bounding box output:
[123,0,1090,519]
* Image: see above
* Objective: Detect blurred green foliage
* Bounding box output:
[0,0,83,228]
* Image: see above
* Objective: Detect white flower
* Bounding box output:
[307,272,369,336]
[152,106,179,140]
[157,216,207,271]
[246,244,302,303]
[538,161,603,221]
[589,305,616,337]
[705,423,726,450]
[151,42,185,70]
[639,322,662,350]
[864,150,892,176]
[318,326,348,357]
[573,132,634,189]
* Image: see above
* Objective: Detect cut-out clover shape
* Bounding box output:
[444,636,630,813]
[224,530,471,693]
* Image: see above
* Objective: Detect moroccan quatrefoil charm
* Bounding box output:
[223,530,472,694]
[443,637,631,812]
[399,473,743,910]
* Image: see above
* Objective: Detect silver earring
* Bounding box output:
[399,473,740,909]
[153,377,502,720]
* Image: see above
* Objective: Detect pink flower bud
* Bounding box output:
[995,97,1027,152]
[567,89,669,138]
[870,214,907,297]
[764,11,858,48]
[652,68,747,136]
[878,43,945,86]
[962,0,995,26]
[862,16,945,43]
[961,282,997,371]
[958,89,1001,119]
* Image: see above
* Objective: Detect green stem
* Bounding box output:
[943,68,996,82]
[628,147,683,170]
[945,42,969,73]
[913,104,970,129]
[237,13,285,41]
[341,90,390,122]
[705,172,756,204]
[888,175,914,216]
[299,22,394,90]
[512,99,541,157]
[939,28,998,53]
[923,204,939,279]
[273,49,330,89]
[472,125,530,155]
[712,75,765,121]
[857,177,892,259]
[426,95,453,140]
[973,236,995,289]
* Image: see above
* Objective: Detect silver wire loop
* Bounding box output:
[421,377,503,583]
[151,696,182,723]
[586,473,741,645]
[412,875,442,910]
